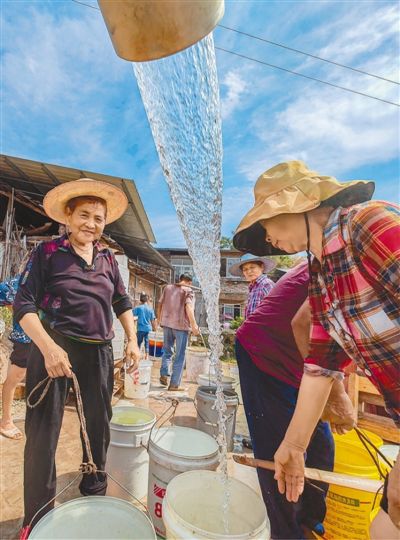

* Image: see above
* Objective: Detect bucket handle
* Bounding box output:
[25,469,153,537]
[146,398,179,451]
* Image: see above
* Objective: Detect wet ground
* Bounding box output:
[0,359,259,539]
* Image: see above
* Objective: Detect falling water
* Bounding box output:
[134,33,230,520]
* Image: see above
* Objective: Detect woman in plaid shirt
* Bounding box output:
[233,160,399,535]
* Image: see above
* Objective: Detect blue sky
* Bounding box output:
[2,0,399,247]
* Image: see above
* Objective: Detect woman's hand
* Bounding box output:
[274,440,306,502]
[125,338,140,373]
[42,341,72,378]
[321,387,356,434]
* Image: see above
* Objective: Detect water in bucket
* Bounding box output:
[29,496,156,539]
[163,470,270,539]
[147,426,219,537]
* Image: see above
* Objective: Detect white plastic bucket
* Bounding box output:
[106,406,156,500]
[124,360,153,399]
[148,426,219,537]
[163,470,270,539]
[185,347,210,383]
[195,386,239,452]
[29,496,156,539]
[197,373,236,391]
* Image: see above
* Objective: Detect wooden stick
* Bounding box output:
[233,454,383,494]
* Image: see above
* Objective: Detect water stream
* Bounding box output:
[133,34,230,529]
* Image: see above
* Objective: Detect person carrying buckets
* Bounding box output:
[233,160,400,538]
[14,178,140,536]
[134,293,157,360]
[157,273,199,391]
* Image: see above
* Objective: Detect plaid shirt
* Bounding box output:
[305,201,400,422]
[245,274,274,318]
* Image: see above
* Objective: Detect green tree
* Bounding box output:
[220,236,233,249]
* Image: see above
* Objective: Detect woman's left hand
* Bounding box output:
[274,440,306,502]
[125,339,140,373]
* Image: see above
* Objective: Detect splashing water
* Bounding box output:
[133,33,230,520]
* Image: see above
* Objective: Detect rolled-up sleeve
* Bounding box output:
[14,246,46,323]
[304,299,351,381]
[185,289,194,306]
[111,257,132,317]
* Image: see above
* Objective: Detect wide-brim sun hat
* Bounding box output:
[233,160,375,256]
[43,178,129,225]
[229,255,277,277]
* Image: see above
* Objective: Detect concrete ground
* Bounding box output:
[0,360,260,540]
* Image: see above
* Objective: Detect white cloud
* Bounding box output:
[149,213,186,248]
[222,185,254,236]
[236,4,400,183]
[220,69,249,119]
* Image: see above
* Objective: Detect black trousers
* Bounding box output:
[23,331,114,527]
[235,340,334,540]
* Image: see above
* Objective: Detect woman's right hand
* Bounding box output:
[42,341,72,378]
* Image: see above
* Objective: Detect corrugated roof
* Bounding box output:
[0,154,171,269]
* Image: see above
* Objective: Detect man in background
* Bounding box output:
[133,294,156,360]
[158,273,199,391]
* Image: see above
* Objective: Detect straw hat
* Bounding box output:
[43,178,128,225]
[229,254,276,277]
[233,161,374,256]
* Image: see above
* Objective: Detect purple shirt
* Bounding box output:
[14,235,132,343]
[245,274,274,318]
[237,262,309,387]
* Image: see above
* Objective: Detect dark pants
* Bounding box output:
[235,340,334,540]
[23,332,114,527]
[137,330,150,354]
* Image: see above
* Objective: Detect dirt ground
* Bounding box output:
[0,359,258,540]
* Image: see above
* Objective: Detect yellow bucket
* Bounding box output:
[324,432,385,540]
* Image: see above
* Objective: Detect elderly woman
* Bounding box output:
[233,161,399,534]
[14,179,140,532]
[229,255,275,318]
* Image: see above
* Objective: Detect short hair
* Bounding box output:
[179,273,193,283]
[140,294,148,303]
[66,196,107,217]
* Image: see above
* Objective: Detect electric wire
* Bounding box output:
[70,0,399,107]
[218,23,399,85]
[216,47,400,107]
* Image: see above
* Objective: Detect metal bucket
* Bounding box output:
[195,385,239,451]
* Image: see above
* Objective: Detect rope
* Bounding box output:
[27,373,97,474]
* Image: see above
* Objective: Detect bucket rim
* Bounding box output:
[164,470,268,539]
[196,385,239,402]
[29,496,156,539]
[111,405,156,428]
[149,425,219,459]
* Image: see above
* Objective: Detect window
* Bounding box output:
[221,304,242,321]
[171,258,200,287]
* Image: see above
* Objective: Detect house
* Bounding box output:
[157,247,249,325]
[0,154,172,363]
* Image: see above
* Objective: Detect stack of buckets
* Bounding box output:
[105,406,270,539]
[324,429,392,540]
